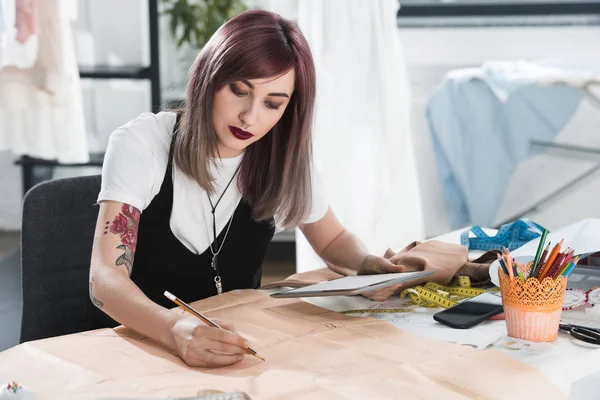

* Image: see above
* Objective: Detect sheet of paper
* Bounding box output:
[512,218,600,257]
[489,336,561,364]
[0,290,567,399]
[348,300,506,350]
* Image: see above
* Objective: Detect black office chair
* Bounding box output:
[20,175,117,343]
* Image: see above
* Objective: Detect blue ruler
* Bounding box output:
[460,219,546,251]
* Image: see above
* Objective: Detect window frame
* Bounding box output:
[396,2,600,27]
[397,2,600,18]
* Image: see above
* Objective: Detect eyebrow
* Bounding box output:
[241,80,290,98]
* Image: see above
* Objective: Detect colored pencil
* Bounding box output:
[504,248,514,280]
[542,249,567,281]
[560,256,580,278]
[549,249,573,279]
[163,291,265,361]
[531,229,548,276]
[553,250,575,279]
[536,239,563,279]
[497,253,509,275]
[530,242,551,279]
[516,262,526,281]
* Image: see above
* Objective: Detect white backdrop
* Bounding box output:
[263,0,425,272]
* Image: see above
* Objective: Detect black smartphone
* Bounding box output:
[433,292,503,329]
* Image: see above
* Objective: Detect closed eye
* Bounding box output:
[265,102,281,110]
[229,83,247,97]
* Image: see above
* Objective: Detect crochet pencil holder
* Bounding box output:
[498,263,567,342]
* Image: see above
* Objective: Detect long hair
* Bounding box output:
[173,10,316,228]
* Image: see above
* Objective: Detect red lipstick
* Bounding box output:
[228,126,254,140]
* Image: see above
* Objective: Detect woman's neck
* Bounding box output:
[215,146,244,167]
[217,144,244,159]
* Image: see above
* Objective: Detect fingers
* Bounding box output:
[200,337,248,355]
[387,252,408,266]
[362,283,405,301]
[198,324,248,349]
[383,248,395,259]
[215,320,238,333]
[200,351,244,367]
[183,327,250,368]
[373,259,405,274]
[363,290,393,302]
[173,317,256,368]
[185,349,245,368]
[386,264,406,273]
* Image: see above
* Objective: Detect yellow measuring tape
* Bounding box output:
[456,276,470,287]
[401,286,458,308]
[342,308,415,314]
[343,276,498,314]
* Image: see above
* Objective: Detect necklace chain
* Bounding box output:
[207,204,236,257]
[204,163,241,294]
[206,163,241,256]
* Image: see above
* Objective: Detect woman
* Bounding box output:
[90,10,406,368]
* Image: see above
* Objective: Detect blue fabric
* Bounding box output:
[427,62,582,229]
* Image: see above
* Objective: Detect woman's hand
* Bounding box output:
[170,316,250,368]
[357,255,406,275]
[358,255,408,301]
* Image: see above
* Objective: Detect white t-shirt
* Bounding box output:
[97,111,328,255]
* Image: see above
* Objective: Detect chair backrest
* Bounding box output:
[20,175,116,343]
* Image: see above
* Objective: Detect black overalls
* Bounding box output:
[130,117,275,309]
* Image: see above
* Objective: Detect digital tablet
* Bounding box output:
[270,270,436,298]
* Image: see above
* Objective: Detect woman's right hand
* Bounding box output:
[170,316,250,367]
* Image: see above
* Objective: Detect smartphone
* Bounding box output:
[433,292,503,329]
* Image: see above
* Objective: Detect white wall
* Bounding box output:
[400,26,600,237]
[4,1,599,236]
[73,3,600,239]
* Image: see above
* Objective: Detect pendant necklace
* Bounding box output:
[205,163,241,294]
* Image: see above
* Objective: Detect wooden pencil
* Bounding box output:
[531,229,548,274]
[497,253,509,275]
[556,254,579,280]
[550,249,574,279]
[163,291,265,362]
[536,239,563,279]
[504,248,514,280]
[543,250,567,280]
[530,242,551,279]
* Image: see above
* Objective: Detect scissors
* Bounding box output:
[559,323,600,345]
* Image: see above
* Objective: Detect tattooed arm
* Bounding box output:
[89,201,248,367]
[89,201,176,346]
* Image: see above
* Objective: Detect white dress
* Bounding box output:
[0,0,85,230]
[0,0,87,163]
[293,0,426,272]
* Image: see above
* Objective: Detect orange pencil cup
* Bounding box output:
[498,263,567,342]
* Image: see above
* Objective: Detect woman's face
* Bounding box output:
[212,68,295,158]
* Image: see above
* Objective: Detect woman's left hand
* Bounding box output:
[358,255,407,301]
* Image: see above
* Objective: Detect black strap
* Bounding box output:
[170,112,241,264]
[207,164,241,213]
[207,163,241,254]
[167,113,182,170]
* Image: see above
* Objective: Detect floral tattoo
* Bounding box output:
[109,204,141,275]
